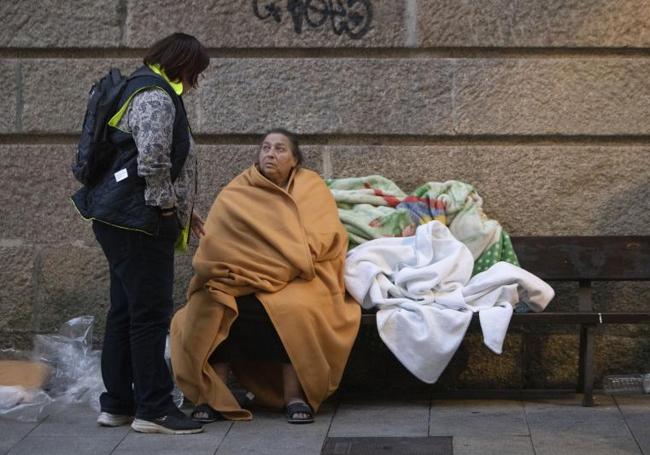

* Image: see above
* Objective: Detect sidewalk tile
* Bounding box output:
[429,399,528,437]
[615,395,650,454]
[453,435,535,455]
[525,396,642,455]
[0,419,39,455]
[328,400,429,437]
[7,436,122,455]
[216,405,334,455]
[112,421,231,455]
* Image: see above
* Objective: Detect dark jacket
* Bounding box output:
[71,66,190,235]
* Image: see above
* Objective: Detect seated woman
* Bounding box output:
[170,129,360,424]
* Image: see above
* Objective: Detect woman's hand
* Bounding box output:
[190,210,206,239]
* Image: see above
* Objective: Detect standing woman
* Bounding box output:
[72,33,209,434]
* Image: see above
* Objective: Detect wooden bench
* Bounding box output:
[360,236,650,406]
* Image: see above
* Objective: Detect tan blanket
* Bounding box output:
[171,165,360,420]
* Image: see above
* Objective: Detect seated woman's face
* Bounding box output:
[258,133,298,187]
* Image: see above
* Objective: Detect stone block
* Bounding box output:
[0,331,34,352]
[21,59,141,133]
[0,0,123,47]
[37,245,109,337]
[0,60,17,133]
[523,334,578,388]
[595,335,650,379]
[454,60,650,135]
[0,145,95,245]
[197,59,453,134]
[330,145,650,236]
[0,245,35,332]
[126,0,406,48]
[418,0,650,47]
[455,334,522,388]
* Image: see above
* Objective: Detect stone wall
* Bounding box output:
[1,0,649,390]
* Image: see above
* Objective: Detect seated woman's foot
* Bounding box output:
[285,400,314,424]
[191,404,223,423]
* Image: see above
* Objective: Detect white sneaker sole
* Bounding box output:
[131,418,204,435]
[97,412,134,427]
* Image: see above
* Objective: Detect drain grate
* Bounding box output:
[321,437,453,455]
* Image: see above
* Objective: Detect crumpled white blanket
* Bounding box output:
[345,221,554,383]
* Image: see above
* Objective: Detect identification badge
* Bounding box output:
[114,168,128,182]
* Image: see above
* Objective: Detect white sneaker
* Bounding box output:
[97,412,134,427]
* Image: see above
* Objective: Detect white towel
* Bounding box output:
[345,221,554,383]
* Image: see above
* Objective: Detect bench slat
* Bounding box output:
[511,236,650,281]
[360,312,650,325]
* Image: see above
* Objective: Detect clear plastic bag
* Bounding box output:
[1,316,184,422]
[32,316,103,411]
[165,335,184,408]
[0,316,103,422]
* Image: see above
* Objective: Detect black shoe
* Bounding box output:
[131,408,204,434]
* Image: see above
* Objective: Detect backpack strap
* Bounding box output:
[108,67,180,129]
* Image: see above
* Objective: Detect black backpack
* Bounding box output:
[72,68,128,186]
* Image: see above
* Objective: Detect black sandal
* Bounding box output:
[285,401,314,424]
[191,404,223,423]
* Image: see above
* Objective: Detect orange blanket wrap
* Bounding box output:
[170,165,360,420]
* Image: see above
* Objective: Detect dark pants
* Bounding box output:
[92,215,179,419]
[210,294,290,364]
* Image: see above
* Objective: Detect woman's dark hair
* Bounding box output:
[262,128,304,166]
[143,33,209,88]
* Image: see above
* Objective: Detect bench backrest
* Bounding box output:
[511,236,650,281]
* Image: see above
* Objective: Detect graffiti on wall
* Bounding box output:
[252,0,373,40]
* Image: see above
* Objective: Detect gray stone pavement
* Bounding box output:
[1,394,648,455]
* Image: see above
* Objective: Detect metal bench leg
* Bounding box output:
[578,324,595,406]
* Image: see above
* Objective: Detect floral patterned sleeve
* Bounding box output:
[128,88,177,209]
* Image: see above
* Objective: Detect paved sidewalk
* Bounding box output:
[1,394,648,454]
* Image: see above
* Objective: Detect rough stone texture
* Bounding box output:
[454,59,650,135]
[20,58,199,135]
[595,335,650,378]
[126,0,406,48]
[21,59,650,137]
[0,0,123,48]
[197,59,453,134]
[330,145,650,236]
[0,245,35,332]
[520,334,648,389]
[418,0,650,48]
[455,334,522,388]
[0,331,34,351]
[21,59,139,134]
[4,0,650,393]
[0,145,95,245]
[0,60,17,133]
[523,334,579,388]
[37,245,109,336]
